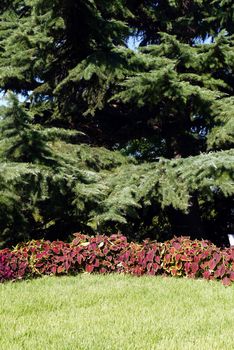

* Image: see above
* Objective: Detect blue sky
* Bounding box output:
[127,36,141,50]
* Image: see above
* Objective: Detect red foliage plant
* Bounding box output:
[0,234,233,286]
[159,237,234,286]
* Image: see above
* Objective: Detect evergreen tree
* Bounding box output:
[0,93,55,164]
[127,0,234,45]
[0,1,233,246]
[0,93,130,246]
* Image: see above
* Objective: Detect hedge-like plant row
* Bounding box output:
[1,234,234,285]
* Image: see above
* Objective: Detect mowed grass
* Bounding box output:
[1,275,234,350]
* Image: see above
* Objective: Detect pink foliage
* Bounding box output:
[0,234,233,286]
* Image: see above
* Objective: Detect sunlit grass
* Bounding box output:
[1,275,234,349]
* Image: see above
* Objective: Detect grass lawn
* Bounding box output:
[1,275,234,350]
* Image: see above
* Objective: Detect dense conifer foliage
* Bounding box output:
[0,0,233,246]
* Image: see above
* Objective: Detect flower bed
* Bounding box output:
[1,234,234,285]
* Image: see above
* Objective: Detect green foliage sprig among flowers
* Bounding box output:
[1,234,234,286]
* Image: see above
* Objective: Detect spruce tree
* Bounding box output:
[0,0,233,246]
[0,92,130,246]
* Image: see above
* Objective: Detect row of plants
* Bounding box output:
[1,234,234,286]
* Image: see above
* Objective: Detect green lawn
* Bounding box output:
[1,275,234,350]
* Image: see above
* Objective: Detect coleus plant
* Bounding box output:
[0,234,233,286]
[159,237,234,286]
